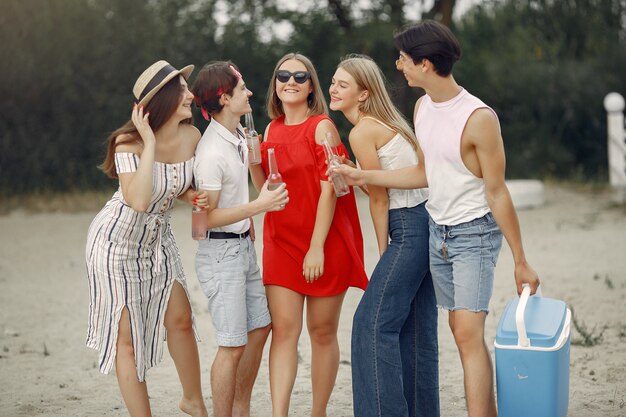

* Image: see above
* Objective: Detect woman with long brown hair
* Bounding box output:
[86,60,208,417]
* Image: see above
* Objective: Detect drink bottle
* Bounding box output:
[267,148,284,191]
[191,180,207,240]
[322,133,350,197]
[244,113,262,165]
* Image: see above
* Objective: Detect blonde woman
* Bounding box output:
[249,53,368,417]
[329,54,439,417]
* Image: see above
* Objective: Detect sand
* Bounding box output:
[0,184,625,416]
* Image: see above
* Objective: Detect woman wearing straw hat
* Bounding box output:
[86,60,209,417]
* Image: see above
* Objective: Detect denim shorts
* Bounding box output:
[428,212,503,313]
[195,236,271,347]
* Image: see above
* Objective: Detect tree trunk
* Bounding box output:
[328,0,352,32]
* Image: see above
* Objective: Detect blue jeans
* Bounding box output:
[352,203,440,417]
[429,212,503,313]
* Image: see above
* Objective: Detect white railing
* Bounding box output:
[603,92,626,203]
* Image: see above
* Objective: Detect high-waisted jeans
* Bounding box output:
[352,203,440,417]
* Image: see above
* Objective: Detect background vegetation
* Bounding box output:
[1,0,625,196]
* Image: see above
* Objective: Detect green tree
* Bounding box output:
[454,0,626,179]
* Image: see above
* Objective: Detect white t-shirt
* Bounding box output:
[193,118,250,234]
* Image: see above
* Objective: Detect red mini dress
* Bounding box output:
[260,114,368,296]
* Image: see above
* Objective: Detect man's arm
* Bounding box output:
[469,108,540,295]
[203,183,288,229]
[332,97,428,190]
[332,148,426,189]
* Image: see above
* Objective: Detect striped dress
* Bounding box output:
[85,152,198,381]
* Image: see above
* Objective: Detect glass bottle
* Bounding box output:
[191,179,207,240]
[322,133,350,197]
[244,112,262,165]
[267,148,284,191]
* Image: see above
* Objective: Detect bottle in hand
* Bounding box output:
[322,133,350,197]
[267,148,284,191]
[244,113,262,165]
[191,180,207,240]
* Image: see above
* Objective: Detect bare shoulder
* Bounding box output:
[467,107,499,128]
[350,118,390,147]
[314,118,340,145]
[263,122,272,141]
[465,107,501,146]
[114,133,141,154]
[180,123,202,143]
[176,124,202,160]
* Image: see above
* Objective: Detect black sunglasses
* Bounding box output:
[275,70,311,84]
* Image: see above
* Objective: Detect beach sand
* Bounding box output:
[1,184,625,416]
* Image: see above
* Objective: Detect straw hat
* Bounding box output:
[133,60,194,106]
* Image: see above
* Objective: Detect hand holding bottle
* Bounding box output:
[266,148,284,191]
[327,161,364,187]
[322,133,350,197]
[244,113,262,165]
[192,188,209,210]
[191,180,209,240]
[257,180,288,212]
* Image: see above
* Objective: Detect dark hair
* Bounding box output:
[100,76,190,178]
[192,61,241,118]
[394,20,461,77]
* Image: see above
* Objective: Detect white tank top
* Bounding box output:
[415,89,496,225]
[361,117,428,210]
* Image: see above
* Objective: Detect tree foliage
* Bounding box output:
[0,0,624,195]
[454,0,626,178]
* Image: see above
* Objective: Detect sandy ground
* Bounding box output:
[1,184,625,416]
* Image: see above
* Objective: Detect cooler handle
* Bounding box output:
[515,285,532,347]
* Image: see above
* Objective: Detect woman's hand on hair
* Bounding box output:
[131,103,156,147]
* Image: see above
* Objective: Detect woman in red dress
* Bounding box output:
[249,53,368,416]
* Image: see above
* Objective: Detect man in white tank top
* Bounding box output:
[335,21,540,417]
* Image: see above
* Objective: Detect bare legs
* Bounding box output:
[266,285,346,417]
[233,325,271,417]
[210,325,271,417]
[115,307,152,417]
[307,292,346,417]
[211,345,246,417]
[165,281,209,417]
[267,286,305,417]
[114,281,208,417]
[449,310,497,417]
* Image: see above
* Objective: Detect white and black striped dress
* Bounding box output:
[85,152,198,381]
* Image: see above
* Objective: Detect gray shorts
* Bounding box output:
[195,236,271,346]
[428,212,503,313]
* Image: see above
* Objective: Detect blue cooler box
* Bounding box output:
[495,286,571,417]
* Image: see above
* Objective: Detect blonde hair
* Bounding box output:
[266,53,329,120]
[338,54,417,152]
